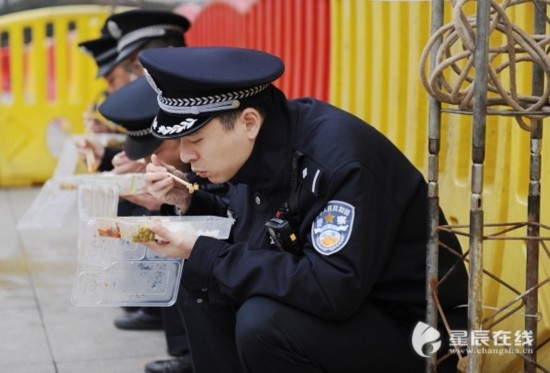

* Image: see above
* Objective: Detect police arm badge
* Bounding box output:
[311,200,355,255]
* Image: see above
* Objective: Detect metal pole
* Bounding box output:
[467,0,490,371]
[524,3,546,371]
[426,0,444,372]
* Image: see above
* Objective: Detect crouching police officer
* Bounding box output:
[139,47,468,373]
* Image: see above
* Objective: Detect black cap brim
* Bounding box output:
[123,135,163,160]
[96,59,117,78]
[78,37,118,78]
[113,39,149,67]
[98,76,161,158]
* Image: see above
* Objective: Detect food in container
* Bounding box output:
[95,215,234,243]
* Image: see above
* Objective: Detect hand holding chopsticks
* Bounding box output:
[144,154,196,213]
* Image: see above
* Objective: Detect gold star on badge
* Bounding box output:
[325,214,334,223]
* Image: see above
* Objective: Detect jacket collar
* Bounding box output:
[230,87,293,194]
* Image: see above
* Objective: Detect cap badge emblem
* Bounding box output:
[106,20,122,39]
[154,118,198,137]
[179,118,197,128]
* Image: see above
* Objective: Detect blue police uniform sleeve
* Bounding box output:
[185,189,229,216]
[159,189,228,217]
[183,160,427,321]
[98,146,121,172]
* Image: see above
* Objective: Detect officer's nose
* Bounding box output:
[179,142,197,163]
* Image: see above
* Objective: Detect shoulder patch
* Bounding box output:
[311,200,355,256]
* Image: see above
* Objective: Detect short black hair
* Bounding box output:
[216,105,267,131]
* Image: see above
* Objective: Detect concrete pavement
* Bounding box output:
[0,186,171,373]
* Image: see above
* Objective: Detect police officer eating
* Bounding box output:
[139,46,468,373]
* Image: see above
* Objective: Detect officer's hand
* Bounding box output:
[111,151,146,175]
[143,224,198,259]
[144,154,193,212]
[83,111,114,133]
[76,138,105,172]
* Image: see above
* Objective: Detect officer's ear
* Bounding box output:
[240,108,263,140]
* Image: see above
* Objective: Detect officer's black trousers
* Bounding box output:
[176,289,457,373]
[163,304,190,357]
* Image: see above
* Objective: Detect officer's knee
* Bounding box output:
[235,296,281,354]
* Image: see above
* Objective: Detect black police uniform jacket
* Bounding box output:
[178,87,468,331]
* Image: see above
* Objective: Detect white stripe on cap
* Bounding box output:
[117,24,185,52]
[95,48,117,63]
[157,83,270,115]
[126,127,152,137]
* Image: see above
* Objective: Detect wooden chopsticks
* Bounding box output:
[167,172,199,194]
[156,158,199,194]
[86,149,97,173]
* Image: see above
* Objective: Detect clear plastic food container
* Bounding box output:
[59,172,146,196]
[54,134,126,178]
[94,215,234,243]
[16,179,119,248]
[71,215,234,307]
[17,173,142,235]
[72,254,184,307]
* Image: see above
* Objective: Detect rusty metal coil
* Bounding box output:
[420,0,550,130]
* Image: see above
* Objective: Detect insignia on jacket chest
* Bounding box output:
[311,200,355,255]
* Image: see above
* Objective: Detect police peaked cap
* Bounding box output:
[138,46,285,139]
[98,76,162,160]
[105,9,190,66]
[78,35,118,78]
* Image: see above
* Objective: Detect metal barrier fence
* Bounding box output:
[188,1,550,370]
[0,5,114,186]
